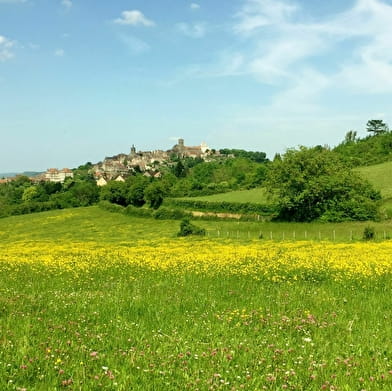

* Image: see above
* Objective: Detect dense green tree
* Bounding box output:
[100,181,129,206]
[69,181,99,206]
[144,182,165,209]
[40,181,62,196]
[22,186,39,202]
[219,149,268,163]
[266,146,381,222]
[126,176,150,207]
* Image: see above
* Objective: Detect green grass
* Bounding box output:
[2,208,392,389]
[177,187,271,204]
[3,263,392,390]
[357,160,392,199]
[2,206,392,244]
[1,206,392,244]
[0,207,179,243]
[201,219,392,241]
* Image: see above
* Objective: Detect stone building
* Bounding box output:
[44,168,74,183]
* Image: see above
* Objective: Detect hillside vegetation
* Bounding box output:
[2,122,392,223]
[177,159,392,217]
[334,128,392,166]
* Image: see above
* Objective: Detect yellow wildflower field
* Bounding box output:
[2,239,392,280]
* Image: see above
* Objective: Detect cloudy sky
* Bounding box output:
[1,0,392,172]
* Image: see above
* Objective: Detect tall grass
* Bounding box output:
[2,260,392,390]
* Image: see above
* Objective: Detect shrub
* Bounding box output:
[363,226,375,241]
[177,218,205,237]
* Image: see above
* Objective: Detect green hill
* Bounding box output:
[177,160,392,205]
[357,161,392,199]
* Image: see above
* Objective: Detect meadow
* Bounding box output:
[2,208,392,390]
[177,188,270,205]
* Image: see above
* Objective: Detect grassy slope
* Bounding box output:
[177,187,271,204]
[357,160,392,199]
[0,207,179,243]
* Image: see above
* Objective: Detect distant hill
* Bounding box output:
[0,172,42,178]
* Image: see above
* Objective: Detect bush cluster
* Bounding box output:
[177,218,205,237]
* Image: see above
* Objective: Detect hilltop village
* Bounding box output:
[92,139,212,186]
[0,139,215,186]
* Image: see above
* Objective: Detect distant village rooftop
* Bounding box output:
[93,139,211,184]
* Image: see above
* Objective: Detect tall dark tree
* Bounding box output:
[173,160,187,178]
[366,119,389,135]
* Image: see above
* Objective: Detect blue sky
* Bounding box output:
[1,0,392,172]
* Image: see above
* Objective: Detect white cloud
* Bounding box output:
[176,22,206,38]
[190,3,200,10]
[191,0,392,154]
[231,0,392,94]
[61,0,72,9]
[329,0,392,93]
[114,10,155,27]
[54,48,65,57]
[0,35,15,61]
[234,0,298,34]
